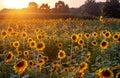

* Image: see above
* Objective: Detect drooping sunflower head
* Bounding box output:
[5,51,14,62]
[85,52,91,61]
[58,50,66,59]
[100,40,109,49]
[13,59,28,74]
[97,68,114,78]
[36,42,45,51]
[71,34,78,42]
[78,62,88,72]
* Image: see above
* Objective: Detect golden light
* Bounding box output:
[4,0,29,8]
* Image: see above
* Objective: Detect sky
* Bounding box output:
[0,0,105,10]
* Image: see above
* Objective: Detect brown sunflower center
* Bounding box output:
[102,42,107,46]
[17,61,24,67]
[60,52,64,57]
[72,36,77,40]
[102,70,111,77]
[7,54,11,59]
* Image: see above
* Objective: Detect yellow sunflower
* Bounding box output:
[29,40,37,48]
[100,40,109,49]
[78,39,84,46]
[36,34,42,40]
[71,34,78,42]
[63,67,69,72]
[13,59,28,74]
[5,51,14,62]
[1,31,7,38]
[21,31,27,38]
[43,56,49,62]
[104,31,111,38]
[78,33,83,39]
[84,33,91,39]
[97,68,114,78]
[58,50,66,59]
[27,38,33,43]
[28,60,34,67]
[37,59,45,66]
[13,41,20,48]
[23,51,29,56]
[112,34,119,41]
[92,32,98,38]
[85,52,91,61]
[36,42,45,51]
[100,16,103,22]
[7,26,14,33]
[78,62,88,72]
[91,40,97,46]
[57,42,63,48]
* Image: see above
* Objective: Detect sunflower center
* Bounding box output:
[102,42,106,46]
[17,61,24,67]
[60,52,64,57]
[7,54,11,59]
[102,70,111,77]
[72,36,77,40]
[114,35,118,38]
[37,44,43,48]
[106,33,109,37]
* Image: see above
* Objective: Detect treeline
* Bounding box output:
[0,0,120,18]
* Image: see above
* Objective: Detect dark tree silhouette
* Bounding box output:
[103,0,120,18]
[39,3,50,13]
[54,1,69,13]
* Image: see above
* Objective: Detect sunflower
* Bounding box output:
[84,33,91,39]
[1,31,7,38]
[100,40,109,49]
[69,66,75,72]
[21,31,27,38]
[27,38,33,43]
[37,59,45,66]
[17,51,22,56]
[51,61,60,68]
[57,42,63,48]
[36,42,45,51]
[58,50,66,59]
[85,52,91,61]
[28,60,34,67]
[5,51,14,62]
[101,30,107,37]
[100,16,103,22]
[91,40,97,46]
[112,34,119,41]
[36,34,42,40]
[7,27,14,33]
[13,59,28,74]
[13,41,20,48]
[77,72,84,78]
[35,28,40,33]
[29,40,37,48]
[71,34,78,42]
[23,51,29,56]
[78,33,83,39]
[78,39,84,46]
[63,67,69,72]
[43,56,49,62]
[117,37,120,43]
[78,62,88,72]
[116,72,120,78]
[104,31,111,38]
[97,68,114,78]
[92,32,98,38]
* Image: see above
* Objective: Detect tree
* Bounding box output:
[54,1,69,13]
[103,0,120,18]
[28,2,38,9]
[39,3,50,13]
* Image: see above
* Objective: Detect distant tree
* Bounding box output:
[39,3,50,13]
[103,0,120,18]
[54,1,69,13]
[28,2,38,9]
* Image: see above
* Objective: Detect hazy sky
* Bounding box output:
[0,0,105,10]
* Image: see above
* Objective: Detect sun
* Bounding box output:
[4,0,29,8]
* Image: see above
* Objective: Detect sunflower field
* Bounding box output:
[0,18,120,78]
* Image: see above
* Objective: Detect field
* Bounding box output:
[0,18,120,78]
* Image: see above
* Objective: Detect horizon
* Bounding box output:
[0,0,105,10]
